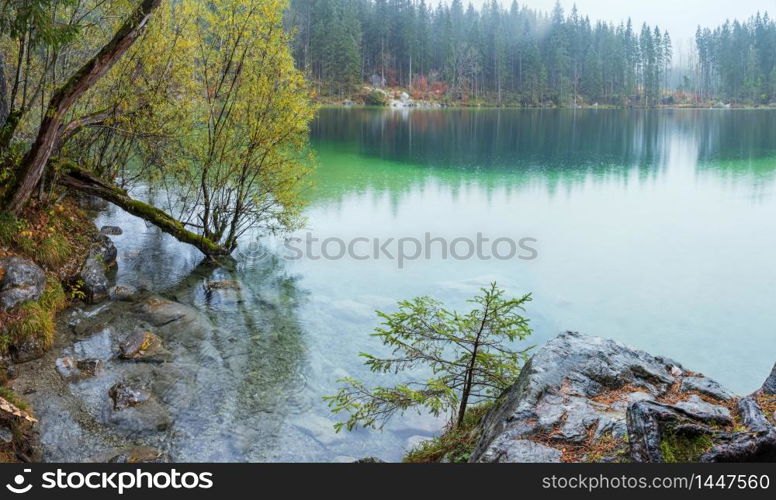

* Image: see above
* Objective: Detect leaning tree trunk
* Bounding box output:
[0,54,8,125]
[59,163,230,257]
[5,0,162,215]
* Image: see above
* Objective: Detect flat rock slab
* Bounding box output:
[135,297,198,327]
[475,437,562,463]
[680,376,735,401]
[673,395,732,425]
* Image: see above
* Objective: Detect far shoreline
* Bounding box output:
[317,103,776,111]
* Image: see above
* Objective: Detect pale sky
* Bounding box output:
[457,0,776,42]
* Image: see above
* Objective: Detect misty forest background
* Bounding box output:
[286,0,776,106]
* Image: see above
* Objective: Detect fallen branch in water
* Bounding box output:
[58,162,231,258]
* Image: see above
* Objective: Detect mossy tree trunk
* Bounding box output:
[59,164,231,257]
[4,0,162,215]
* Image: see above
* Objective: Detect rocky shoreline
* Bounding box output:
[471,332,776,463]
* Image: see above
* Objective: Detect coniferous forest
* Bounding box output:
[695,13,776,104]
[286,0,776,107]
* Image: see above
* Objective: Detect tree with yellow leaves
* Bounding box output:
[1,0,314,257]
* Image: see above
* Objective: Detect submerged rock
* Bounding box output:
[470,331,774,463]
[100,226,123,236]
[118,330,169,363]
[135,296,198,326]
[108,401,172,433]
[106,446,167,463]
[55,356,80,381]
[205,280,240,290]
[109,285,138,301]
[11,336,48,363]
[76,358,102,377]
[108,383,151,411]
[0,257,45,312]
[107,381,171,433]
[55,356,103,381]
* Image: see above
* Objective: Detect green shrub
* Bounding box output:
[326,283,532,432]
[364,90,388,106]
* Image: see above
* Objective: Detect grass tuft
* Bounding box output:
[37,235,73,268]
[0,386,30,412]
[0,277,66,353]
[403,402,494,463]
[39,277,66,312]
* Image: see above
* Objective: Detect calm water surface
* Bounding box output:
[97,108,776,461]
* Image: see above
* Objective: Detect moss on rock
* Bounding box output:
[659,429,714,463]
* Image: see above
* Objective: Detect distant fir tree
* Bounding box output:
[286,0,675,106]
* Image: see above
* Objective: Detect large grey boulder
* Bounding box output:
[77,233,118,304]
[89,233,117,268]
[471,332,680,462]
[78,255,109,304]
[0,257,45,312]
[470,331,775,463]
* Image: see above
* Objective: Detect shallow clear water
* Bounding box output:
[96,108,776,462]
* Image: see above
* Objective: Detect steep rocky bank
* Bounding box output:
[471,331,776,463]
[0,198,116,461]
